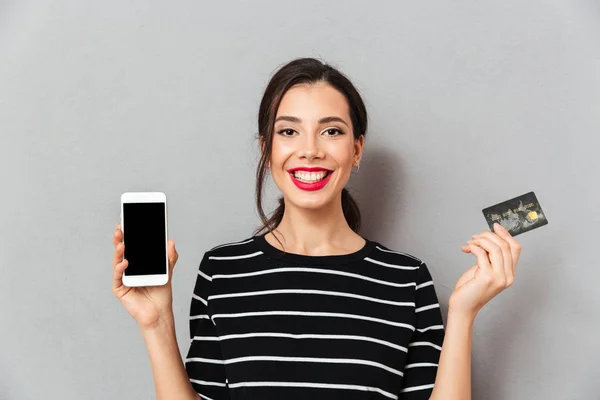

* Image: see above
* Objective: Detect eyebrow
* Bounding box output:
[274,115,349,127]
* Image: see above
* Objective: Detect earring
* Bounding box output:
[355,161,360,172]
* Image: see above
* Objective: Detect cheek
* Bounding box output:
[327,144,354,167]
[269,140,287,165]
[269,139,295,178]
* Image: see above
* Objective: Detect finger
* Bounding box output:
[461,244,476,253]
[113,241,125,269]
[490,223,522,273]
[469,243,492,272]
[469,237,505,278]
[113,258,128,290]
[477,227,514,284]
[113,222,123,246]
[492,224,515,285]
[168,240,178,273]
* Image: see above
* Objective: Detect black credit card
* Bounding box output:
[482,191,548,236]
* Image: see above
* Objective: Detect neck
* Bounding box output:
[269,194,360,256]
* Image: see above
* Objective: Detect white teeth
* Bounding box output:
[293,170,328,183]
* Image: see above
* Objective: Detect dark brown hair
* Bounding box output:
[253,57,368,238]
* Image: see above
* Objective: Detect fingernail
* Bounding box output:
[494,223,504,231]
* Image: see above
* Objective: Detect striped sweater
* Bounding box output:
[185,233,445,400]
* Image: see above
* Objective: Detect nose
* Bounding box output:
[298,133,324,161]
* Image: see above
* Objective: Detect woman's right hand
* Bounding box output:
[112,222,179,330]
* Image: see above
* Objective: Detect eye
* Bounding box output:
[276,129,296,137]
[322,128,344,137]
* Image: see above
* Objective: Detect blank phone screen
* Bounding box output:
[123,202,167,276]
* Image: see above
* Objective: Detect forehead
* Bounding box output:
[276,82,350,121]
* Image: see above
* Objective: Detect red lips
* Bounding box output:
[288,167,333,191]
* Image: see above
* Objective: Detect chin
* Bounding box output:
[287,192,338,211]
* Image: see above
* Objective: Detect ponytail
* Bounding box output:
[341,187,361,233]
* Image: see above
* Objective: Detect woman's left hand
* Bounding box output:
[449,223,522,319]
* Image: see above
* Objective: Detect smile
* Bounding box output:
[288,168,333,191]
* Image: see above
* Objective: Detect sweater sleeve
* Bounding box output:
[398,262,445,399]
[185,252,230,400]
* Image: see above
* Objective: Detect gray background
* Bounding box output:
[1,1,598,399]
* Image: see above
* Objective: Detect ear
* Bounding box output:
[259,136,265,154]
[353,134,365,162]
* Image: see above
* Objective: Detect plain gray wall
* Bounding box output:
[1,1,599,399]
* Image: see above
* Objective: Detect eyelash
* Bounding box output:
[276,128,345,137]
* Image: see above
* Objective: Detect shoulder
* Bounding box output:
[367,239,424,267]
[367,240,436,285]
[204,235,261,258]
[197,236,260,275]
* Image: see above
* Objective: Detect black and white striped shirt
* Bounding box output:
[185,233,445,400]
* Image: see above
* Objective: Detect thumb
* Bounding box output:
[168,240,178,273]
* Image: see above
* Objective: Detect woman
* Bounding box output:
[111,57,521,400]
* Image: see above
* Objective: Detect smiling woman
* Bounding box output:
[112,57,523,400]
[182,58,446,400]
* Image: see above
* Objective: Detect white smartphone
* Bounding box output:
[120,192,169,287]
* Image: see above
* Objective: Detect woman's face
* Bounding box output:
[268,81,364,211]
